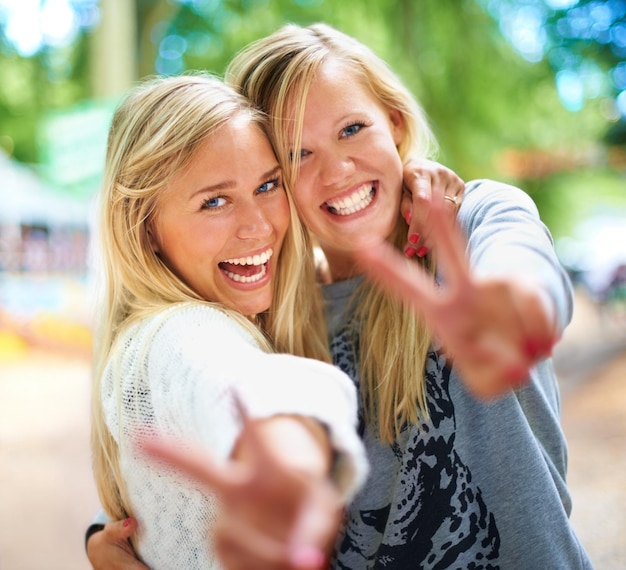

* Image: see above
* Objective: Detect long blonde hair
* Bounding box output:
[92,73,328,521]
[227,23,438,442]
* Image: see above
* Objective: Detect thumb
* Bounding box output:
[289,545,327,570]
[287,484,341,569]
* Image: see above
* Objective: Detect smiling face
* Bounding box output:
[291,58,405,279]
[149,114,290,316]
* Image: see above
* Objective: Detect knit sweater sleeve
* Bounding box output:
[105,302,368,502]
[458,179,574,334]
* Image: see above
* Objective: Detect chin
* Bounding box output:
[239,297,273,318]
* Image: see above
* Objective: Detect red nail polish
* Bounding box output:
[409,233,419,244]
[417,246,428,257]
[123,518,131,527]
[404,246,417,257]
[523,339,539,359]
[524,338,554,359]
[404,210,412,224]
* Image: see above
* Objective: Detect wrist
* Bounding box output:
[85,523,105,552]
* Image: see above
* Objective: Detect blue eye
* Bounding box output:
[258,177,282,194]
[289,149,310,162]
[258,181,274,193]
[341,123,364,137]
[202,196,226,209]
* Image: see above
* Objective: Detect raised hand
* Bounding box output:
[401,158,464,258]
[358,194,558,399]
[139,399,342,570]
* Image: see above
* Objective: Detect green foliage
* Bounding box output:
[532,167,626,238]
[151,0,328,76]
[0,0,623,236]
[481,0,626,142]
[0,32,91,163]
[0,53,40,162]
[150,0,605,184]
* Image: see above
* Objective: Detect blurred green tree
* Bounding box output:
[0,1,96,163]
[476,0,626,234]
[148,0,612,236]
[0,0,623,235]
[147,0,591,178]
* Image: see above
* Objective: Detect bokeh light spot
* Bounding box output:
[616,90,626,117]
[556,69,584,111]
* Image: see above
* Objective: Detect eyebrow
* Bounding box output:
[190,164,281,198]
[337,113,359,124]
[258,165,281,182]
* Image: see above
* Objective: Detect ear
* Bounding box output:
[388,109,405,146]
[147,221,160,254]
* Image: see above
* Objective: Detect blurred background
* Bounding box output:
[0,0,624,568]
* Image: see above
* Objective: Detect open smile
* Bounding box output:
[219,248,273,284]
[324,182,376,216]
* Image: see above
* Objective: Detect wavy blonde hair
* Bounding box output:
[227,23,438,442]
[92,73,328,521]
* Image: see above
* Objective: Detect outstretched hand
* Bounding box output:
[140,400,342,570]
[401,159,464,258]
[358,194,558,399]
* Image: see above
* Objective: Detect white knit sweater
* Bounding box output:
[102,302,368,570]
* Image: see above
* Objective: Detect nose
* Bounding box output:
[316,147,355,187]
[236,201,273,240]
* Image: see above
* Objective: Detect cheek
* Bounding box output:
[293,202,321,235]
[276,196,292,241]
[400,194,412,220]
[383,175,403,212]
[292,167,319,209]
[291,187,317,227]
[387,155,405,207]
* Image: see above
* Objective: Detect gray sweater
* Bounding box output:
[325,180,593,569]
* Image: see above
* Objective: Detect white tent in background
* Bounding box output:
[0,150,92,227]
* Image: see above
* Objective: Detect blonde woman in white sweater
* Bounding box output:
[90,73,368,570]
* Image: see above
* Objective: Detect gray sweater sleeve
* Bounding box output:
[458,179,574,333]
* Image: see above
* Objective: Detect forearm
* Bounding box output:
[461,180,574,333]
[85,509,110,550]
[86,516,148,570]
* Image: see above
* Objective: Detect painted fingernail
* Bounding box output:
[123,518,131,527]
[409,233,419,244]
[290,545,326,568]
[404,246,417,257]
[523,339,540,359]
[417,246,428,257]
[524,338,554,359]
[404,210,412,224]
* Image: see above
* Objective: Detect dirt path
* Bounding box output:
[0,351,98,570]
[553,290,626,569]
[560,350,626,569]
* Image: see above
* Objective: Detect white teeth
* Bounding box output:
[220,248,272,284]
[223,264,268,283]
[222,248,273,266]
[326,185,374,216]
